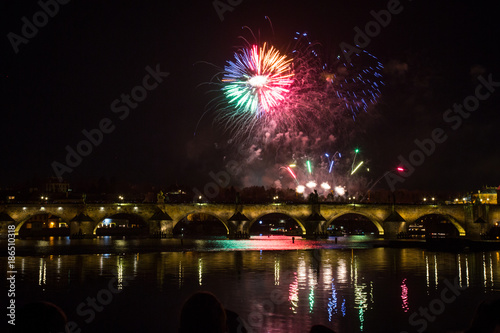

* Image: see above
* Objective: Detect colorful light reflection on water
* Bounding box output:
[1,240,499,333]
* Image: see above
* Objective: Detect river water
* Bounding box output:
[1,235,500,333]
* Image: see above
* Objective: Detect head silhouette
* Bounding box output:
[465,298,500,333]
[179,291,227,333]
[14,301,67,333]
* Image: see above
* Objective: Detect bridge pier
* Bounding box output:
[148,220,173,238]
[69,221,94,238]
[383,221,407,240]
[228,220,249,239]
[381,210,407,240]
[303,220,325,239]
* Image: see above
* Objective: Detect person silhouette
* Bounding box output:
[179,291,227,333]
[13,301,68,333]
[464,298,500,333]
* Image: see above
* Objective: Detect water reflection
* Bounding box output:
[426,254,430,294]
[434,253,438,289]
[116,256,124,290]
[327,278,337,321]
[458,253,463,288]
[38,258,46,287]
[2,246,499,333]
[490,253,494,289]
[274,256,280,286]
[198,257,203,286]
[178,259,184,289]
[401,278,409,313]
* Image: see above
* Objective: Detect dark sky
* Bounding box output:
[1,0,499,192]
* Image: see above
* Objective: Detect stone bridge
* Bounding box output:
[0,202,499,239]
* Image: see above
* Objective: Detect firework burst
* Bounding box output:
[320,49,384,119]
[222,43,294,115]
[203,23,385,194]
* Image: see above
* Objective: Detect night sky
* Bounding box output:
[1,0,499,192]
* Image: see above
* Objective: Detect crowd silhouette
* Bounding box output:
[9,294,500,332]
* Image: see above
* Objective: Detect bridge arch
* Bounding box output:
[173,212,230,236]
[413,213,466,237]
[14,209,69,233]
[16,213,69,237]
[325,212,384,235]
[248,212,306,235]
